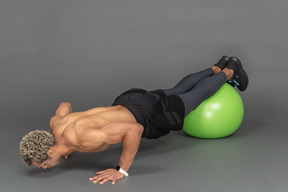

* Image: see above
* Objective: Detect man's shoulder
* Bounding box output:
[49,115,61,131]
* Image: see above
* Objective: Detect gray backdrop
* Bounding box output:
[1,0,288,192]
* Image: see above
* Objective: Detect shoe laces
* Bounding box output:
[228,80,240,86]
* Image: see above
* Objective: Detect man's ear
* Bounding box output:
[47,148,55,157]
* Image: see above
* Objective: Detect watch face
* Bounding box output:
[116,165,120,171]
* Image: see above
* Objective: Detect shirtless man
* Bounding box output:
[20,56,248,185]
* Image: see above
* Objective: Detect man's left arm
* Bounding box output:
[89,122,144,185]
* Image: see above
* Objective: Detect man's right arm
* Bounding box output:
[89,122,144,184]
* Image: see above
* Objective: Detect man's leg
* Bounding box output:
[162,68,214,96]
[177,68,233,116]
[162,56,228,96]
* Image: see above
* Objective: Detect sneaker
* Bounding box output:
[227,79,236,87]
[214,56,229,70]
[225,57,249,91]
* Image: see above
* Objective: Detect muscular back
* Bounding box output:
[49,104,140,153]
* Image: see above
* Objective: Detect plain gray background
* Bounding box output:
[1,0,288,192]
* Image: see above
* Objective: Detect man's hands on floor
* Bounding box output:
[89,168,125,184]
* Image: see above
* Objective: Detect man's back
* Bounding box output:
[49,105,138,152]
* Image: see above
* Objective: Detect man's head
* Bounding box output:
[20,130,61,169]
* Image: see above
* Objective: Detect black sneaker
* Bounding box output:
[225,57,249,91]
[214,56,229,70]
[227,79,236,87]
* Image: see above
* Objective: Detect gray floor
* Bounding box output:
[1,0,288,192]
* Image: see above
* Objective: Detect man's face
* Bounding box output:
[31,155,61,169]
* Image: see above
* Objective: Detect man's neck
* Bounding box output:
[50,144,74,157]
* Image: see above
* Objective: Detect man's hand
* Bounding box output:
[89,169,125,184]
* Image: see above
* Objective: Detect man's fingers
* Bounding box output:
[89,173,108,181]
[96,170,106,174]
[93,177,104,183]
[89,175,102,182]
[90,169,121,185]
[100,179,109,185]
[89,176,98,180]
[96,171,105,174]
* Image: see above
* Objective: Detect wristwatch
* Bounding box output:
[115,165,129,176]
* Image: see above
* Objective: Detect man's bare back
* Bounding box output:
[50,104,138,152]
[34,102,144,184]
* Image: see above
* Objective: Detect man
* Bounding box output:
[20,56,248,185]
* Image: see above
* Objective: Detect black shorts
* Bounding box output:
[112,88,185,139]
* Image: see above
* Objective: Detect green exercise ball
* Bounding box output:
[183,83,244,138]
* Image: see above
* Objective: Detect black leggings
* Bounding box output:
[161,68,227,116]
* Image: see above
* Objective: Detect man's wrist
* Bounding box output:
[115,165,129,176]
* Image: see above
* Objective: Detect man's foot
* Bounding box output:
[214,56,229,70]
[225,57,249,91]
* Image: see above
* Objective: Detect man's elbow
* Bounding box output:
[55,102,72,116]
[125,123,144,138]
[60,102,71,106]
[135,124,144,135]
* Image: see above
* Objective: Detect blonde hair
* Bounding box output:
[19,130,55,166]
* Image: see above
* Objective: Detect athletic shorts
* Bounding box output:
[112,88,185,139]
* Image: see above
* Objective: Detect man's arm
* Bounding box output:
[89,122,144,185]
[117,123,144,172]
